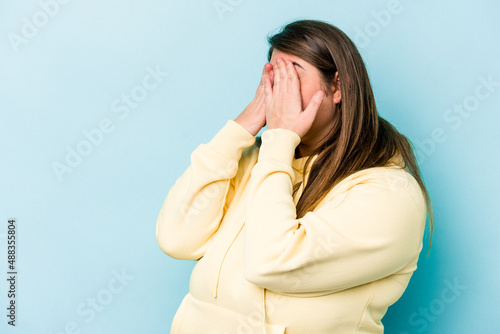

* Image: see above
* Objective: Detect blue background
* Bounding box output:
[1,0,499,333]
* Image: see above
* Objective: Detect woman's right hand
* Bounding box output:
[234,63,274,136]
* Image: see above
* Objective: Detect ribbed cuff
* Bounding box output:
[258,128,301,166]
[205,119,256,161]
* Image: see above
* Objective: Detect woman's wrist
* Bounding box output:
[233,117,259,137]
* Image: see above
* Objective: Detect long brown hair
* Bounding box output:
[265,19,434,253]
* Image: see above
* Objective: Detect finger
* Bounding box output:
[303,90,325,117]
[263,76,273,106]
[266,63,275,87]
[285,59,299,94]
[260,63,271,86]
[277,58,287,89]
[273,61,281,88]
[285,59,297,80]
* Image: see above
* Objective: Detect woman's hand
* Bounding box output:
[234,63,274,136]
[264,57,325,138]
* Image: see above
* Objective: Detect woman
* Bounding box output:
[156,19,433,334]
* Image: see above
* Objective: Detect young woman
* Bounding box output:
[156,19,433,334]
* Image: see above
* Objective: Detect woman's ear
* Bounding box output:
[332,72,341,104]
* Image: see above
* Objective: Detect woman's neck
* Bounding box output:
[295,118,338,159]
[295,144,313,159]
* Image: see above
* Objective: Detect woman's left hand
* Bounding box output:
[263,57,325,138]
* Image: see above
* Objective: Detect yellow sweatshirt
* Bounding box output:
[156,119,427,334]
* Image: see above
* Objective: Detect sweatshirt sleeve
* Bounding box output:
[156,119,256,261]
[243,128,427,294]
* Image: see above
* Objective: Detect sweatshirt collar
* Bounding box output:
[292,153,318,173]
